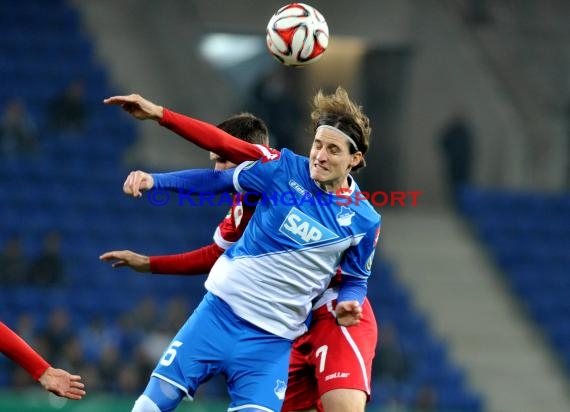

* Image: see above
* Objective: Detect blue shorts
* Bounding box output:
[151,292,292,411]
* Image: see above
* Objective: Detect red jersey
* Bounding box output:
[150,108,279,275]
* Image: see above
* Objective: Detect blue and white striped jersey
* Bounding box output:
[205,149,381,340]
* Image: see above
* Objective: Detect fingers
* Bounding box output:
[100,251,128,264]
[335,301,363,327]
[65,376,86,399]
[42,368,86,400]
[65,391,84,400]
[123,172,135,196]
[337,300,361,314]
[103,94,140,105]
[123,171,150,197]
[132,171,144,197]
[69,374,83,383]
[63,387,86,400]
[350,304,363,316]
[99,251,121,261]
[100,251,132,270]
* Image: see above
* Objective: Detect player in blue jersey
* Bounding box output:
[104,88,380,412]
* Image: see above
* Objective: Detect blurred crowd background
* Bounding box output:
[1,0,569,411]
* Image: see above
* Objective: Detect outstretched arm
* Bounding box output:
[0,322,85,399]
[119,169,235,199]
[149,243,225,275]
[152,168,236,194]
[100,242,224,276]
[159,108,273,164]
[104,94,273,164]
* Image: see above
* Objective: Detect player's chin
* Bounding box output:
[310,169,329,184]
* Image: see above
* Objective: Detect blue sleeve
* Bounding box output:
[232,150,287,194]
[152,169,235,194]
[338,276,367,305]
[339,220,380,281]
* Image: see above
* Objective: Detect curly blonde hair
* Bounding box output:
[310,86,372,171]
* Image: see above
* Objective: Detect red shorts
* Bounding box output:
[282,298,378,411]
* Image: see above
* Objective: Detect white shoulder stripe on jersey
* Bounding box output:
[326,302,371,395]
[351,233,366,246]
[232,161,255,193]
[213,226,235,250]
[229,235,355,261]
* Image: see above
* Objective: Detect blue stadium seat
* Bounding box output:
[464,187,570,381]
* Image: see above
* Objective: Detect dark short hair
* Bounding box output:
[217,113,269,145]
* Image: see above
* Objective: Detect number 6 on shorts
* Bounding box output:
[160,340,183,366]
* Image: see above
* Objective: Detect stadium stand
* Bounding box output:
[0,1,483,410]
[461,186,570,377]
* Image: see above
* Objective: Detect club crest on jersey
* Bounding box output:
[274,379,287,400]
[280,207,339,245]
[336,207,355,226]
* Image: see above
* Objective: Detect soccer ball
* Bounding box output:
[266,3,329,67]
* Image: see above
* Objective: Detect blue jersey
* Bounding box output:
[205,149,381,340]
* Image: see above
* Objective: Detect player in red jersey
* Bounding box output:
[0,321,86,399]
[100,112,265,275]
[102,94,379,412]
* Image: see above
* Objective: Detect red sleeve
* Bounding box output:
[159,108,278,164]
[149,242,225,275]
[0,322,50,381]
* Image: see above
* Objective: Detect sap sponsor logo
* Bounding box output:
[289,179,311,198]
[324,372,351,381]
[280,207,339,245]
[274,379,287,400]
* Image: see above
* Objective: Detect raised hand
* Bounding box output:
[123,170,154,198]
[335,300,363,326]
[38,367,86,400]
[99,250,151,273]
[103,94,163,121]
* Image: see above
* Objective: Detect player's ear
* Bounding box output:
[350,152,363,168]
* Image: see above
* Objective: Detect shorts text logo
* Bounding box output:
[324,372,351,381]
